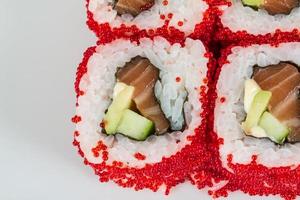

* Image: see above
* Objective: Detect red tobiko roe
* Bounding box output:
[73,43,216,194]
[191,36,300,200]
[134,153,146,161]
[215,23,300,47]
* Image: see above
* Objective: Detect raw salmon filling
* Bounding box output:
[114,0,154,16]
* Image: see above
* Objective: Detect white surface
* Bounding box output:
[0,0,281,199]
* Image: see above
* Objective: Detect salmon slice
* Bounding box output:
[117,57,170,134]
[253,63,300,142]
[253,63,286,83]
[130,65,159,97]
[262,0,299,15]
[254,63,299,109]
[134,87,170,134]
[117,56,149,84]
[134,83,158,109]
[254,64,297,90]
[114,0,154,16]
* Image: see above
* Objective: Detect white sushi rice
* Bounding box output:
[215,42,300,169]
[220,1,300,35]
[76,37,208,167]
[88,0,208,35]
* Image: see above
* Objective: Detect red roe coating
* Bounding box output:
[74,131,80,137]
[191,37,300,200]
[178,21,184,27]
[71,115,82,123]
[73,44,215,194]
[189,8,217,45]
[167,13,173,19]
[162,0,168,6]
[134,153,146,160]
[220,97,226,103]
[74,46,96,98]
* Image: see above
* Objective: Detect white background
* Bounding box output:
[0,1,281,199]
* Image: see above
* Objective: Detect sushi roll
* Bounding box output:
[216,0,300,44]
[72,37,212,192]
[204,42,300,198]
[86,0,212,39]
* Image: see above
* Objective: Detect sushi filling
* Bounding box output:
[242,62,300,144]
[241,0,299,15]
[113,0,154,16]
[102,56,187,141]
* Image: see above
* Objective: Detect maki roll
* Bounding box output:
[208,42,300,198]
[87,0,210,37]
[216,0,300,43]
[73,37,212,192]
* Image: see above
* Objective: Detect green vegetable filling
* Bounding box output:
[103,82,155,141]
[242,79,290,144]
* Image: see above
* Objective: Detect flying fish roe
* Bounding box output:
[134,153,146,160]
[220,97,226,103]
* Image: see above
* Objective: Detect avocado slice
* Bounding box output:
[242,0,263,8]
[116,109,154,141]
[249,126,267,138]
[259,112,290,144]
[113,82,128,98]
[243,90,272,133]
[244,79,261,113]
[104,84,135,134]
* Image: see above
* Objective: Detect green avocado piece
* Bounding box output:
[104,84,135,134]
[244,79,261,113]
[259,112,290,144]
[116,109,154,141]
[242,0,263,8]
[243,90,272,133]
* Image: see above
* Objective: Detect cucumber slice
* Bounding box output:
[117,109,154,141]
[104,84,135,134]
[243,90,272,133]
[242,0,263,8]
[259,112,290,144]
